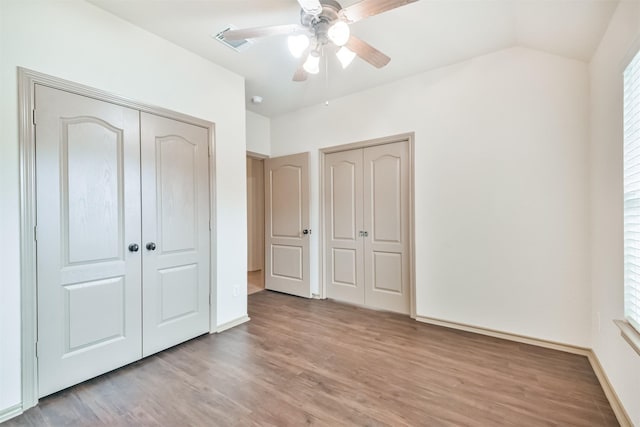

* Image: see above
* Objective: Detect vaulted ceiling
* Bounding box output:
[89,0,618,117]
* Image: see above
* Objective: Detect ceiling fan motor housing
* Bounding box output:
[301,0,343,47]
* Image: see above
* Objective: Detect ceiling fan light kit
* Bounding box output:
[327,20,350,46]
[336,46,356,68]
[303,52,321,74]
[298,0,324,15]
[288,34,310,58]
[222,0,418,81]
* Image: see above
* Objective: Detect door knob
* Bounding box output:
[302,229,311,235]
[128,243,139,252]
[146,242,157,251]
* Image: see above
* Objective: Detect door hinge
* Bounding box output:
[34,225,38,241]
[209,219,212,230]
[35,341,39,358]
[32,109,37,126]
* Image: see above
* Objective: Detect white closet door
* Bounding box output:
[36,85,142,397]
[141,113,210,357]
[325,149,365,304]
[264,152,311,297]
[363,141,411,314]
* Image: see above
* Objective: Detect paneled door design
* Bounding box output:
[141,113,210,357]
[363,142,410,314]
[325,141,410,314]
[325,149,365,305]
[35,85,143,397]
[35,86,212,398]
[264,153,311,297]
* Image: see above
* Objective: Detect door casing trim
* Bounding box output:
[319,133,416,318]
[18,67,217,410]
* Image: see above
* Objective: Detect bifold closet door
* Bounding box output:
[363,141,410,314]
[325,149,365,304]
[141,112,210,357]
[35,85,143,397]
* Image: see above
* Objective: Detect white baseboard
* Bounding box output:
[215,315,250,333]
[414,316,632,427]
[415,316,590,355]
[587,351,634,427]
[0,404,23,423]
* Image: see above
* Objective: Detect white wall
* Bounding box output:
[246,110,271,156]
[271,47,591,347]
[590,1,640,424]
[0,0,248,414]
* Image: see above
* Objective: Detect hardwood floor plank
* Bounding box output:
[4,291,618,426]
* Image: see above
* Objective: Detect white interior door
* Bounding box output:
[35,85,142,397]
[141,112,210,357]
[264,152,311,297]
[363,141,411,314]
[325,149,364,304]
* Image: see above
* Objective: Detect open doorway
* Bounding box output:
[247,153,266,294]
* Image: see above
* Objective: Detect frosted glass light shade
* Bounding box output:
[288,34,310,58]
[298,0,322,14]
[303,53,320,74]
[328,21,350,46]
[336,46,356,68]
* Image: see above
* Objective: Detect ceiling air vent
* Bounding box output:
[213,26,252,52]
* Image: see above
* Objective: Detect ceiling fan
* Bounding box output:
[222,0,418,81]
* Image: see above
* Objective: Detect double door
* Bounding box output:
[325,141,410,314]
[35,85,211,397]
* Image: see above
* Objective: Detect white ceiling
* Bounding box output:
[88,0,618,117]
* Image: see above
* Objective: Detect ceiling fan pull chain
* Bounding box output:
[324,45,330,106]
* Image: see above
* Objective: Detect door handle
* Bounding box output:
[302,229,311,235]
[359,231,369,237]
[146,242,157,251]
[128,243,139,252]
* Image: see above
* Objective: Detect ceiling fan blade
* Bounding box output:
[293,49,311,82]
[339,0,418,23]
[223,24,306,41]
[297,0,322,14]
[346,36,390,68]
[293,66,308,82]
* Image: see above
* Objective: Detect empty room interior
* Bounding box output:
[1,0,640,425]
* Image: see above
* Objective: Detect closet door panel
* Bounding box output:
[363,142,410,314]
[325,149,364,304]
[35,85,142,397]
[141,113,210,357]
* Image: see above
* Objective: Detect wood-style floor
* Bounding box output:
[6,291,617,426]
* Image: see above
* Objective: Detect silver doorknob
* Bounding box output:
[128,243,139,252]
[146,242,157,251]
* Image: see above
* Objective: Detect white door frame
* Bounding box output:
[319,133,416,317]
[17,68,217,410]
